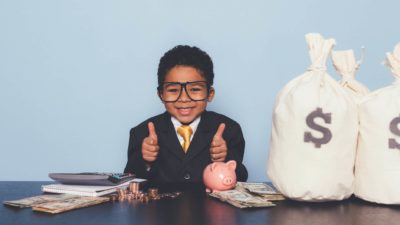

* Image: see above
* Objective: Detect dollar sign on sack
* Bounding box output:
[304,107,332,148]
[388,115,400,149]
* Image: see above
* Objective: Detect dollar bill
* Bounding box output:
[3,194,77,208]
[236,182,285,201]
[32,196,109,214]
[209,189,276,208]
[236,182,279,195]
[257,194,285,201]
[209,182,286,208]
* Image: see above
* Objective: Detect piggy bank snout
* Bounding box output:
[223,176,234,185]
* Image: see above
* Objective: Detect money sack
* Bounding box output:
[332,49,369,102]
[354,43,400,204]
[267,33,358,201]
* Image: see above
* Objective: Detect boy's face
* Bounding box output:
[161,66,214,125]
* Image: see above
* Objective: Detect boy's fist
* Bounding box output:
[142,122,159,162]
[210,123,227,162]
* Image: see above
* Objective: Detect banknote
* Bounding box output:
[236,182,280,195]
[32,196,109,214]
[257,194,285,201]
[236,182,285,201]
[209,182,287,208]
[209,189,276,208]
[3,194,78,208]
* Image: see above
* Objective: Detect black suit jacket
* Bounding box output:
[124,111,248,183]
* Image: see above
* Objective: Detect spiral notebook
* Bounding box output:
[42,179,146,197]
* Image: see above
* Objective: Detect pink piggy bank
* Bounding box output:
[203,160,237,192]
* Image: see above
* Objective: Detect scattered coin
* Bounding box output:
[113,183,182,203]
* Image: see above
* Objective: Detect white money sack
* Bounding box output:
[332,49,369,102]
[267,33,359,201]
[354,43,400,204]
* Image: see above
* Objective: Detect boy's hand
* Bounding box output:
[142,122,159,163]
[210,123,227,162]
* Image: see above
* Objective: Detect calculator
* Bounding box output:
[48,173,136,186]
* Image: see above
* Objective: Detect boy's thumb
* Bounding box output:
[214,123,226,140]
[148,122,158,142]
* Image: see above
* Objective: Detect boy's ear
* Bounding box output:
[207,87,215,102]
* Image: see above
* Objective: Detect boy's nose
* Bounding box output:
[178,88,191,102]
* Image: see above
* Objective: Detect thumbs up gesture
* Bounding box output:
[210,123,227,162]
[142,122,160,162]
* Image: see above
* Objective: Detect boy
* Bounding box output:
[124,45,248,184]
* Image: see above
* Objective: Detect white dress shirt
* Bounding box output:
[171,116,201,145]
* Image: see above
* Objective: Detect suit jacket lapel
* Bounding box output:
[184,111,214,163]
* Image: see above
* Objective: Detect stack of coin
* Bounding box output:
[110,194,119,201]
[147,188,160,200]
[140,195,149,203]
[129,182,140,194]
[116,188,128,201]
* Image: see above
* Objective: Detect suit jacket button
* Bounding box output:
[183,173,191,180]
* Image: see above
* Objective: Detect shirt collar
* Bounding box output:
[171,116,201,139]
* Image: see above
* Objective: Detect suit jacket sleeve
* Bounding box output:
[124,125,154,179]
[224,121,248,181]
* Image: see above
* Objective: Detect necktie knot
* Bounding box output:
[177,125,193,153]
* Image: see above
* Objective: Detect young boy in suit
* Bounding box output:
[124,45,248,184]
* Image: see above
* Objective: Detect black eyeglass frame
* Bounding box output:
[157,81,212,103]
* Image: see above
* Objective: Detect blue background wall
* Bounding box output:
[0,0,399,181]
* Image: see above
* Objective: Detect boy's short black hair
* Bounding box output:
[157,45,214,86]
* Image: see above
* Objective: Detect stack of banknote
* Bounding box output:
[3,194,109,214]
[209,182,285,208]
[236,182,286,201]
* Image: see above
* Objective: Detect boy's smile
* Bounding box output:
[161,66,214,124]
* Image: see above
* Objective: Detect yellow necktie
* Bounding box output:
[177,125,193,153]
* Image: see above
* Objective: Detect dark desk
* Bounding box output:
[1,182,400,225]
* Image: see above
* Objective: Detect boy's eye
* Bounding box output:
[165,88,180,93]
[189,87,202,92]
[188,83,207,92]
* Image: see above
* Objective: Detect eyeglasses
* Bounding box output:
[157,81,211,103]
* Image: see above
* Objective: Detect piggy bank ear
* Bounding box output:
[226,160,237,170]
[210,162,218,171]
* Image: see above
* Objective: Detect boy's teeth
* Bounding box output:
[179,108,191,115]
